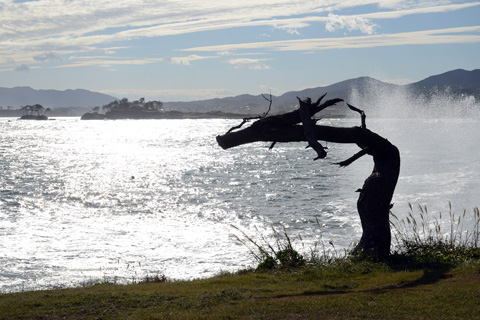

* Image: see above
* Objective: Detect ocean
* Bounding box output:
[1,116,479,292]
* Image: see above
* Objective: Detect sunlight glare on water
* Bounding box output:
[0,114,479,292]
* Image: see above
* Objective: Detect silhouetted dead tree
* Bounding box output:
[216,95,400,258]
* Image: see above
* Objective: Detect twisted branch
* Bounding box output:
[336,104,369,167]
[226,93,273,134]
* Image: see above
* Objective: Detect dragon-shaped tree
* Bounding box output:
[216,95,400,258]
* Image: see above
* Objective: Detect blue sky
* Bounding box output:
[1,0,479,101]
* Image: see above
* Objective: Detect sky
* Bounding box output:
[1,0,479,102]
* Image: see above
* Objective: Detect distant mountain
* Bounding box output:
[164,76,403,116]
[407,69,480,98]
[1,69,478,117]
[164,69,480,116]
[0,87,117,109]
[409,69,480,91]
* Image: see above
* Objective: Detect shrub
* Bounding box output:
[231,225,305,271]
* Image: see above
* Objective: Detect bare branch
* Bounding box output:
[225,92,274,134]
[312,98,343,116]
[347,103,366,129]
[220,94,344,151]
[312,93,327,108]
[261,92,273,117]
[336,147,371,167]
[226,119,250,134]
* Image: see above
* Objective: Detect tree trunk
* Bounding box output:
[354,145,400,257]
[216,97,400,258]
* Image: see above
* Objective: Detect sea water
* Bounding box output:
[0,116,479,292]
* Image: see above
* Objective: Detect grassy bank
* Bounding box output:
[1,204,479,319]
[1,260,479,319]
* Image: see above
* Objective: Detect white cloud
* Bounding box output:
[375,0,452,10]
[0,1,478,70]
[326,13,377,34]
[57,56,166,68]
[0,1,325,41]
[164,55,210,65]
[227,58,271,70]
[363,2,480,19]
[184,26,480,52]
[3,1,469,55]
[272,19,313,35]
[50,54,212,69]
[33,52,63,62]
[100,64,118,72]
[14,64,30,72]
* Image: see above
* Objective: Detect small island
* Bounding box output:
[82,98,166,120]
[19,104,50,120]
[81,98,247,120]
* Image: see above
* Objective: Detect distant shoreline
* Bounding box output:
[81,111,346,120]
[80,110,249,120]
[0,110,249,119]
[18,114,49,120]
[0,110,346,119]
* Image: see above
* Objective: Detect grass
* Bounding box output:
[390,202,480,265]
[1,261,479,319]
[1,203,479,319]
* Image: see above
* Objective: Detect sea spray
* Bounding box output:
[348,79,479,118]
